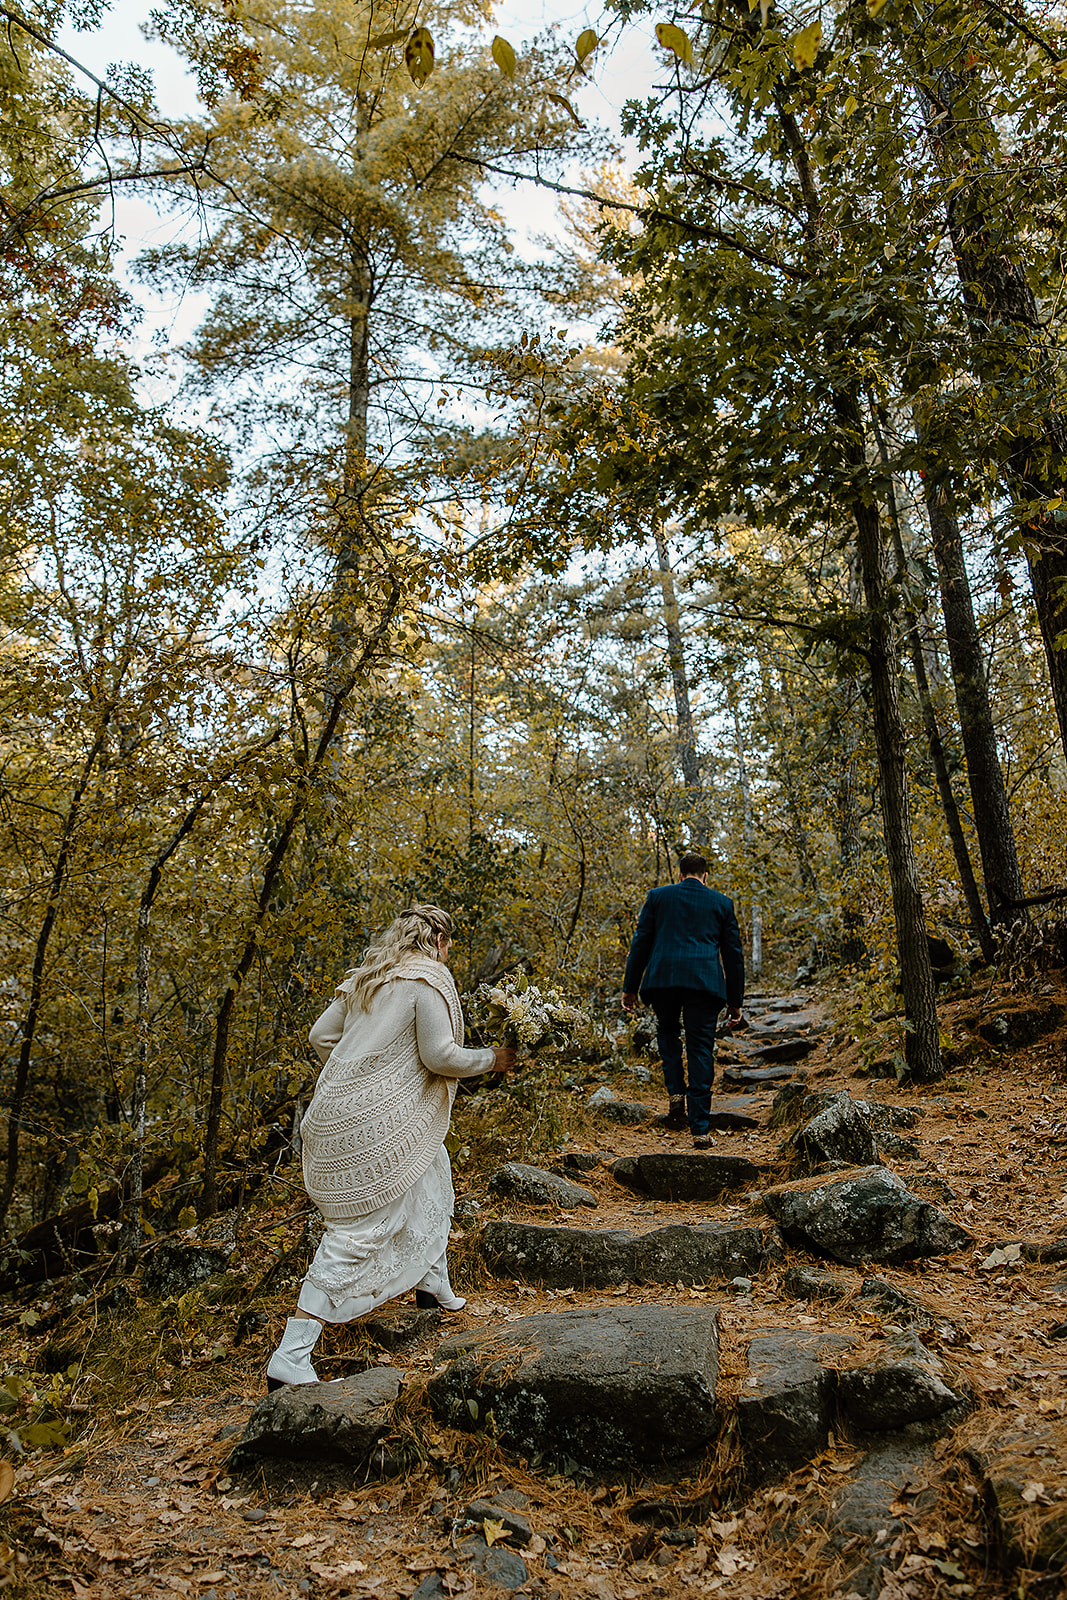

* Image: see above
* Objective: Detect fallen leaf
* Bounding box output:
[0,1464,13,1504]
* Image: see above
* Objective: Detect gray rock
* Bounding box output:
[625,1063,654,1084]
[480,1218,780,1289]
[755,1038,820,1064]
[481,1220,633,1288]
[723,1064,800,1085]
[488,1162,597,1210]
[737,1329,854,1484]
[838,1331,966,1430]
[412,1576,446,1600]
[762,1167,973,1267]
[364,1306,441,1350]
[463,1499,532,1547]
[609,1152,761,1201]
[232,1369,399,1465]
[707,1096,763,1130]
[633,1222,781,1285]
[557,1151,603,1172]
[857,1276,957,1332]
[142,1242,231,1298]
[586,1086,652,1124]
[429,1304,720,1470]
[781,1264,849,1302]
[792,1091,880,1170]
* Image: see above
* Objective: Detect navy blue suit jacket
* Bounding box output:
[623,878,745,1008]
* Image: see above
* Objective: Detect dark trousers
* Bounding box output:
[644,988,722,1135]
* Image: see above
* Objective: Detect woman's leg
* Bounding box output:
[415,1249,465,1311]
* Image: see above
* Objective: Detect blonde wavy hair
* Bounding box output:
[343,903,455,1013]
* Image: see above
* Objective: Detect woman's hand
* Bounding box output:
[492,1046,517,1073]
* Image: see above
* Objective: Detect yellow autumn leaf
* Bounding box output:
[576,28,599,67]
[792,18,822,70]
[655,22,693,64]
[0,1463,13,1505]
[867,0,889,14]
[368,28,407,49]
[844,93,858,116]
[482,1517,507,1547]
[405,26,435,87]
[491,36,517,78]
[546,92,585,127]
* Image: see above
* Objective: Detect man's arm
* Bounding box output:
[622,891,658,1009]
[720,898,746,1014]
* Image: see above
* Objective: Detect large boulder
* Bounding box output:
[231,1368,399,1466]
[609,1152,761,1201]
[762,1167,972,1267]
[428,1304,720,1470]
[737,1329,854,1484]
[488,1162,597,1210]
[791,1091,880,1170]
[480,1218,780,1290]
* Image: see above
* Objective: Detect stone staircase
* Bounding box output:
[230,990,1059,1596]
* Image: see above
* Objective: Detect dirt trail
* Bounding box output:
[4,979,1067,1600]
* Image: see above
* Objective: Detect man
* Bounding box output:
[622,852,745,1149]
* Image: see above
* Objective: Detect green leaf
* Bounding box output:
[178,1206,198,1230]
[867,0,889,14]
[792,19,822,69]
[576,28,599,67]
[368,29,408,48]
[466,1398,479,1421]
[655,22,693,64]
[405,26,435,87]
[491,36,517,78]
[70,1166,91,1196]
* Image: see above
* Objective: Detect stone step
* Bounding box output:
[428,1303,721,1471]
[609,1152,761,1202]
[762,1166,973,1266]
[488,1162,598,1210]
[480,1217,780,1289]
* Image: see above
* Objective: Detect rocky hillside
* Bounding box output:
[2,977,1066,1600]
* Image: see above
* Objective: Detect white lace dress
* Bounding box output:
[296,972,494,1325]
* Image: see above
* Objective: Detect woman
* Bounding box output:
[266,903,514,1390]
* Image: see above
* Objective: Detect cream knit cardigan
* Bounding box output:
[301,957,494,1223]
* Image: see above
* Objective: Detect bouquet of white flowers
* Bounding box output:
[466,974,590,1052]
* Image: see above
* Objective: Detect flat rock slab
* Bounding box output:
[738,1328,854,1484]
[722,1063,799,1085]
[480,1218,780,1289]
[364,1306,440,1350]
[610,1152,761,1201]
[586,1086,652,1125]
[707,1095,764,1130]
[428,1304,720,1469]
[754,1037,820,1064]
[838,1330,967,1430]
[232,1368,400,1466]
[488,1162,597,1210]
[762,1167,973,1267]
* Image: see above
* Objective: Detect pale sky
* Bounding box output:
[56,1,662,370]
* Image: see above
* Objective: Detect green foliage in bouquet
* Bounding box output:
[466,975,590,1051]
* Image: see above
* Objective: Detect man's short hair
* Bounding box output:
[679,852,708,877]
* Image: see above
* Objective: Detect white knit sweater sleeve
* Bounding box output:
[416,986,496,1079]
[309,998,347,1065]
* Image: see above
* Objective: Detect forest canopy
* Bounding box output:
[2,0,1067,1245]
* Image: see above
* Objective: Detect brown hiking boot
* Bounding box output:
[657,1096,687,1130]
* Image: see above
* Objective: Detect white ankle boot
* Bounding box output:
[415,1254,466,1312]
[266,1316,324,1390]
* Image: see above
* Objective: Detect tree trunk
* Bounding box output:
[921,63,1067,753]
[836,394,941,1080]
[654,527,710,846]
[921,473,1025,924]
[729,683,762,979]
[869,409,995,959]
[0,715,112,1228]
